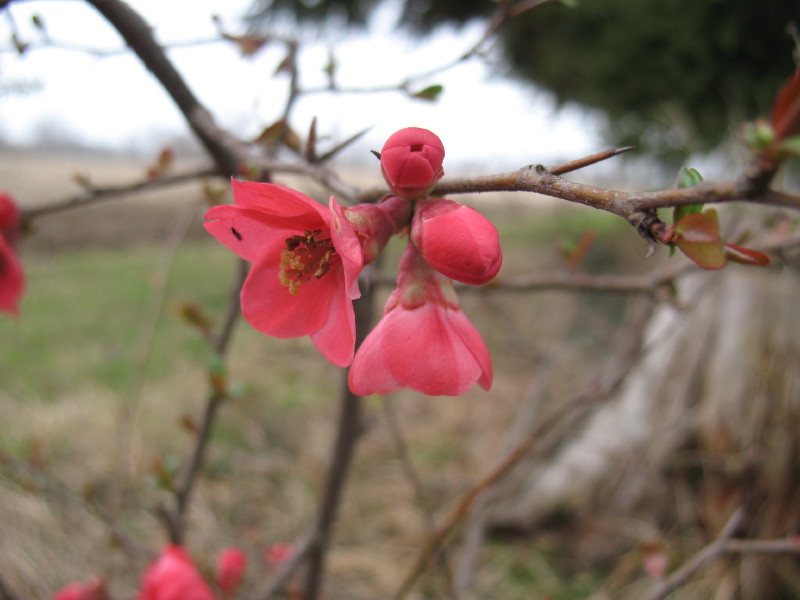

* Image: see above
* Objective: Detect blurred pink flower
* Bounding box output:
[205,180,367,367]
[380,127,445,199]
[264,542,294,566]
[349,244,493,396]
[216,547,247,597]
[53,577,108,600]
[411,197,502,285]
[137,545,217,600]
[0,192,24,316]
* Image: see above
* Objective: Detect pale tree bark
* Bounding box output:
[484,257,800,597]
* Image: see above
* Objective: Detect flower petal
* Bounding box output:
[231,179,327,219]
[348,318,402,395]
[0,235,23,316]
[309,274,356,367]
[204,205,313,263]
[328,197,363,300]
[379,303,487,396]
[240,237,340,339]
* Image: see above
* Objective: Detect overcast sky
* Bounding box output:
[0,0,600,170]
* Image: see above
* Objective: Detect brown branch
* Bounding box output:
[160,257,247,544]
[85,0,247,177]
[355,154,792,246]
[21,168,219,223]
[301,288,377,600]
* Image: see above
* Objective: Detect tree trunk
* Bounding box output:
[486,263,800,598]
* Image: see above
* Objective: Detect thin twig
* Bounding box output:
[549,146,637,175]
[0,451,152,559]
[21,168,219,223]
[645,508,746,600]
[383,399,460,599]
[391,391,601,600]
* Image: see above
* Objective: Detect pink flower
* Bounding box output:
[0,192,24,316]
[137,545,217,600]
[53,577,108,600]
[349,244,493,396]
[380,127,445,199]
[205,180,373,367]
[216,547,247,597]
[410,197,502,285]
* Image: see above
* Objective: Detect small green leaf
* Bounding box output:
[677,167,704,189]
[673,167,705,223]
[740,119,775,153]
[776,135,800,157]
[412,84,444,102]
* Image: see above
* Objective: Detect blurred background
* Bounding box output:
[1,1,799,599]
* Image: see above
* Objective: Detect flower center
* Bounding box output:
[279,229,336,295]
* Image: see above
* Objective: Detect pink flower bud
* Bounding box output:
[410,198,502,285]
[53,577,108,600]
[0,192,24,316]
[348,244,493,396]
[0,192,20,231]
[137,545,216,600]
[216,548,247,596]
[380,127,444,199]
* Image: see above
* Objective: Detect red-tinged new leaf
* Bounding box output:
[724,243,771,267]
[674,210,720,244]
[772,68,800,141]
[673,210,726,270]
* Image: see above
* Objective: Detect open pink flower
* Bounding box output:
[349,244,492,396]
[205,180,369,367]
[380,127,445,199]
[0,192,24,316]
[216,547,247,597]
[138,545,217,600]
[411,197,502,285]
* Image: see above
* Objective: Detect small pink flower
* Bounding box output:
[380,127,445,199]
[53,577,108,600]
[137,545,217,600]
[205,180,370,367]
[264,542,294,566]
[349,244,492,396]
[411,197,502,285]
[0,192,24,316]
[216,547,247,597]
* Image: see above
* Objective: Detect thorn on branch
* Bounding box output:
[548,146,636,175]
